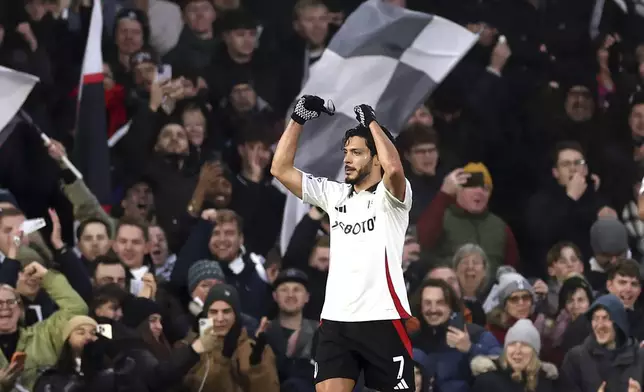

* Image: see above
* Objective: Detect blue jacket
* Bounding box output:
[412,323,502,392]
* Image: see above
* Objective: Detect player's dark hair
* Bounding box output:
[342,125,395,157]
[76,218,111,241]
[0,208,23,225]
[115,217,149,242]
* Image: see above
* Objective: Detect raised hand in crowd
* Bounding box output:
[240,142,271,183]
[45,139,67,168]
[0,360,23,390]
[566,172,587,201]
[446,325,472,353]
[200,208,218,222]
[441,168,471,196]
[23,261,48,281]
[630,378,642,392]
[189,162,230,215]
[15,22,37,52]
[48,208,64,251]
[489,36,511,75]
[138,273,157,299]
[191,326,219,354]
[532,279,548,300]
[249,317,270,365]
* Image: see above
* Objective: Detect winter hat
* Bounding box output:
[587,294,629,340]
[496,269,533,305]
[204,284,241,316]
[63,316,98,342]
[121,297,163,329]
[558,274,594,311]
[505,319,541,354]
[187,260,226,293]
[273,268,309,290]
[114,8,150,42]
[590,218,628,256]
[129,49,157,69]
[463,162,493,190]
[0,189,17,207]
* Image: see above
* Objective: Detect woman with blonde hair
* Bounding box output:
[470,320,558,392]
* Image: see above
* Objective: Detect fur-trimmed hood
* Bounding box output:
[470,355,559,380]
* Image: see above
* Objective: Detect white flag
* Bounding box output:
[0,66,39,146]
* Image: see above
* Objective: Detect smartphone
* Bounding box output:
[155,64,172,83]
[10,352,26,369]
[19,218,46,236]
[448,312,465,330]
[96,324,113,340]
[129,280,143,296]
[199,318,213,336]
[464,172,485,188]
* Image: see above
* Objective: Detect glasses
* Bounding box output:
[507,294,532,305]
[558,159,586,169]
[0,299,17,308]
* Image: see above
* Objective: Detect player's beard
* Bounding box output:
[345,163,371,185]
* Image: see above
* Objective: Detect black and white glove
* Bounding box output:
[354,104,377,127]
[291,95,326,125]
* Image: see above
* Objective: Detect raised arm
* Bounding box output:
[271,120,305,199]
[271,95,330,199]
[354,105,406,201]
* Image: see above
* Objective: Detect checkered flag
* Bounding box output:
[279,0,478,253]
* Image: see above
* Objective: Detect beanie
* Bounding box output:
[187,260,226,293]
[62,316,98,342]
[121,297,163,329]
[505,319,541,354]
[204,284,240,316]
[463,162,493,190]
[590,218,628,256]
[496,271,533,305]
[558,275,593,312]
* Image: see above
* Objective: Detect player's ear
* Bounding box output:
[372,154,381,167]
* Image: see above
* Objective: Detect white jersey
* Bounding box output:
[301,172,412,322]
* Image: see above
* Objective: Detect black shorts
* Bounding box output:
[313,319,415,391]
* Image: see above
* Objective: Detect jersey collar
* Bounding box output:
[350,182,379,197]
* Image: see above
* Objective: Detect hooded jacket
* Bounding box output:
[560,294,644,392]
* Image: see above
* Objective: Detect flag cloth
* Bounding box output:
[278,0,478,253]
[73,0,111,205]
[0,66,39,147]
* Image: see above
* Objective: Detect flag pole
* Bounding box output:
[19,110,84,180]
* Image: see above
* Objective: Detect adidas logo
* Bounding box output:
[394,379,410,390]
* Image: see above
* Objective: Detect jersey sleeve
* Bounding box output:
[379,178,413,211]
[300,171,346,212]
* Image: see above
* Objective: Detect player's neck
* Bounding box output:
[353,176,381,193]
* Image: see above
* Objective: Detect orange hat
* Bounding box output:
[463,162,493,190]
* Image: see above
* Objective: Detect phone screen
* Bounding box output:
[155,64,172,83]
[464,172,485,188]
[199,318,213,336]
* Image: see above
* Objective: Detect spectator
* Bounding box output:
[265,268,317,388]
[542,242,585,316]
[452,244,491,325]
[485,270,538,345]
[411,279,501,392]
[0,264,87,391]
[106,8,149,85]
[417,163,520,272]
[164,0,218,73]
[148,224,176,281]
[470,320,559,392]
[396,124,446,224]
[534,275,593,366]
[90,283,127,321]
[525,141,611,278]
[587,218,630,290]
[76,218,112,263]
[561,294,644,392]
[181,284,280,392]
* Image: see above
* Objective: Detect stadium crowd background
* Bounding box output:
[1,0,644,391]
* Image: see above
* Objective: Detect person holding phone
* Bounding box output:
[416,162,520,273]
[410,279,501,392]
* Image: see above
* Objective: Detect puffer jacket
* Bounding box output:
[470,356,559,392]
[182,329,280,392]
[5,272,87,392]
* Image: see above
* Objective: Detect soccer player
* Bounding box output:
[271,95,414,391]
